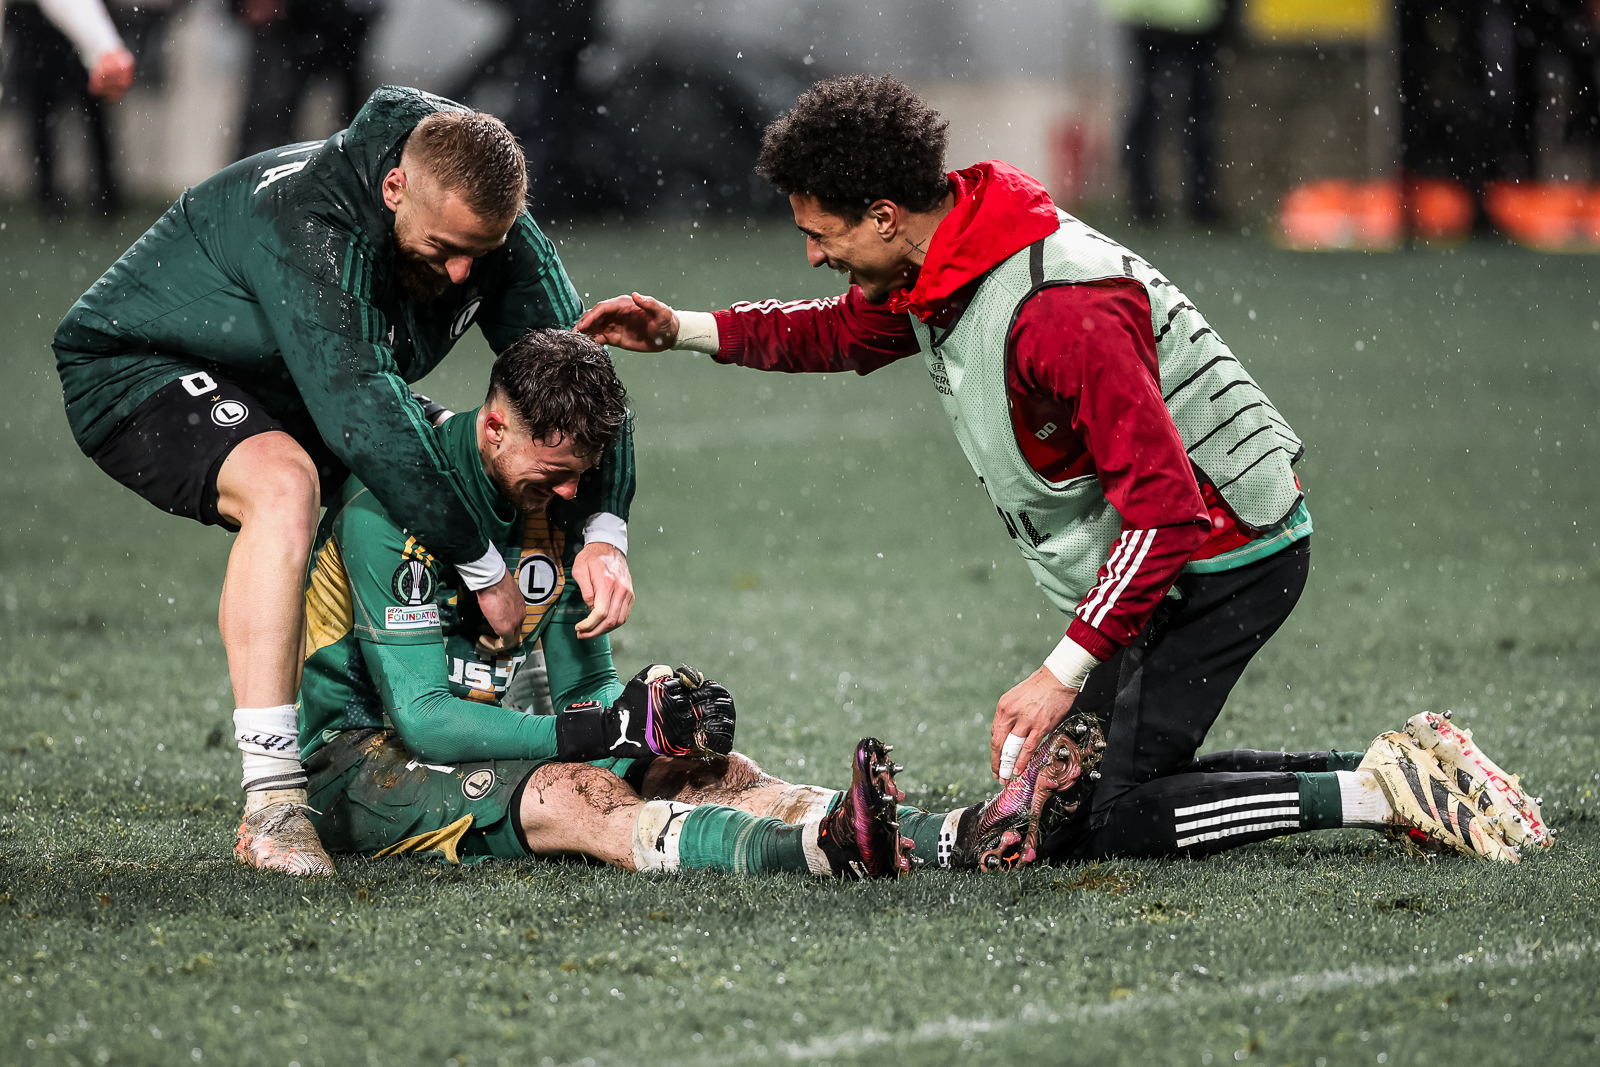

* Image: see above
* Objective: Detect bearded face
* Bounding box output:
[381,162,512,307]
[394,242,452,304]
[484,446,556,514]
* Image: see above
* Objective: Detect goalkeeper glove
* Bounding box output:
[554,664,736,761]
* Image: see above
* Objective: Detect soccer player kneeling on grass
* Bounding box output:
[293,329,910,878]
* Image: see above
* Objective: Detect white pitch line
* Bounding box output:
[625,936,1595,1067]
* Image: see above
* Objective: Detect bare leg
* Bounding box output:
[518,763,649,869]
[214,432,322,708]
[216,432,335,877]
[640,752,836,823]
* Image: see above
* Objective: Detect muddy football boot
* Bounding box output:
[236,801,336,877]
[1359,731,1520,863]
[949,712,1106,871]
[817,738,910,879]
[1405,710,1553,849]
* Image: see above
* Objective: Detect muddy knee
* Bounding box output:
[638,751,771,800]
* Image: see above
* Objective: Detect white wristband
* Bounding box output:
[672,310,720,354]
[582,512,629,555]
[455,544,508,591]
[1043,633,1100,691]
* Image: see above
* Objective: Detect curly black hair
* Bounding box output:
[756,75,950,220]
[487,329,629,459]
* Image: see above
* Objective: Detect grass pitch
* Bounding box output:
[3,206,1599,1067]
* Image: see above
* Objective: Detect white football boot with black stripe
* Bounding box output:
[1359,731,1520,863]
[1405,710,1553,849]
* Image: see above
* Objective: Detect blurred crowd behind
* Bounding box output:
[1,0,1597,249]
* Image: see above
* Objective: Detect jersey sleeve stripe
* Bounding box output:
[1079,528,1157,630]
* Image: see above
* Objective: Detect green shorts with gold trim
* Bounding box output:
[305,729,640,864]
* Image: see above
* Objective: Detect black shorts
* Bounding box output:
[89,372,346,530]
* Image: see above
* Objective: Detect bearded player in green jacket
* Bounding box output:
[52,87,635,877]
[299,328,911,879]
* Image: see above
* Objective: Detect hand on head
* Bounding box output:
[575,293,679,352]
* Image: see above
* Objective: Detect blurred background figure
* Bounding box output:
[1,0,136,218]
[1393,0,1600,248]
[233,0,382,158]
[453,0,597,216]
[1106,0,1228,224]
[1483,0,1599,183]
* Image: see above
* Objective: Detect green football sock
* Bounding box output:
[897,806,948,864]
[1297,768,1389,829]
[676,804,816,875]
[1296,772,1344,830]
[1327,750,1365,772]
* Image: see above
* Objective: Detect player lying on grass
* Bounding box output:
[55,86,636,877]
[291,329,911,878]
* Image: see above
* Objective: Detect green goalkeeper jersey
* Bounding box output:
[52,85,625,569]
[297,407,633,763]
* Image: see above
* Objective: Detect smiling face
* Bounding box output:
[383,167,511,303]
[790,193,921,304]
[477,400,597,515]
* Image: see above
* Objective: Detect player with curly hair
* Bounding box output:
[579,75,1546,868]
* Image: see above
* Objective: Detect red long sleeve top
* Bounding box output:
[710,163,1257,661]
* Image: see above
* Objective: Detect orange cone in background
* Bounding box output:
[1348,179,1402,250]
[1577,186,1600,249]
[1279,177,1600,252]
[1485,181,1590,251]
[1278,179,1356,250]
[1278,179,1400,251]
[1405,177,1475,243]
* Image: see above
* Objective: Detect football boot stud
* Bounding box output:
[817,738,911,879]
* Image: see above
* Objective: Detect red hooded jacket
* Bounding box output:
[711,162,1255,661]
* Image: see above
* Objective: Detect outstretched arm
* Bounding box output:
[576,286,921,374]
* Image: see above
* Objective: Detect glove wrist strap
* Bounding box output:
[556,702,649,761]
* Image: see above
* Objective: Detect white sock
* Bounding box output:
[799,819,834,876]
[936,807,974,868]
[1337,769,1393,828]
[631,800,695,872]
[767,785,839,825]
[234,705,306,793]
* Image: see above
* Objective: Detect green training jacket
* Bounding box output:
[298,407,632,763]
[53,85,625,568]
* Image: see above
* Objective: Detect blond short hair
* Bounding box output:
[403,110,528,223]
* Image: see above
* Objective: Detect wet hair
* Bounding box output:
[756,74,950,221]
[486,330,629,459]
[404,109,528,223]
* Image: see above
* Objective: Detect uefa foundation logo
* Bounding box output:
[211,399,248,427]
